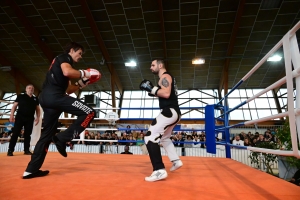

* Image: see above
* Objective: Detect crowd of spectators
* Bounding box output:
[0,127,279,150]
[230,129,277,147]
[68,129,208,149]
[0,129,25,144]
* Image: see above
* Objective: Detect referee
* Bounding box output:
[7,84,40,156]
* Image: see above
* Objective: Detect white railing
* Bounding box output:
[0,142,278,170]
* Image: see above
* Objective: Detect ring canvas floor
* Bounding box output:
[1,152,299,200]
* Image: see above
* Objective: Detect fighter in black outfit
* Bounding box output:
[140,59,183,182]
[23,42,100,179]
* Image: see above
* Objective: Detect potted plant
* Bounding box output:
[249,141,278,176]
[275,120,300,180]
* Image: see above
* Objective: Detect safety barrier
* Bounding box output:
[0,142,278,170]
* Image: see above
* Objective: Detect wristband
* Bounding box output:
[79,70,84,78]
[151,86,160,95]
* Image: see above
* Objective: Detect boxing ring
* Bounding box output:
[206,20,300,160]
[1,22,300,199]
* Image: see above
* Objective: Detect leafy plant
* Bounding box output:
[249,141,278,175]
[275,119,300,169]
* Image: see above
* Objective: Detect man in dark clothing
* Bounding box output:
[8,84,40,156]
[23,42,100,179]
[289,169,300,186]
[121,145,133,154]
[139,59,182,182]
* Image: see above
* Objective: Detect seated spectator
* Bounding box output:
[199,135,206,148]
[230,136,236,144]
[136,133,144,146]
[193,135,201,147]
[184,135,193,148]
[251,138,257,146]
[247,131,252,137]
[121,145,133,154]
[243,138,251,146]
[264,132,275,143]
[128,135,136,146]
[254,132,259,139]
[1,132,10,144]
[125,125,132,135]
[232,135,244,146]
[289,169,300,186]
[18,129,25,143]
[239,132,245,140]
[255,134,265,146]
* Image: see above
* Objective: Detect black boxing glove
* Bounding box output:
[139,80,160,95]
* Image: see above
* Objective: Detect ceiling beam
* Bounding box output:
[7,0,55,62]
[157,0,168,68]
[79,0,124,95]
[218,0,245,95]
[0,53,40,96]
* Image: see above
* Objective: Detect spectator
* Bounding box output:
[199,135,206,149]
[121,145,133,154]
[125,125,132,135]
[128,135,136,146]
[289,169,300,186]
[136,133,144,146]
[184,135,193,148]
[255,134,265,146]
[1,132,10,144]
[232,135,244,146]
[192,135,201,147]
[243,138,251,146]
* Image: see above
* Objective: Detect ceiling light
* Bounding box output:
[0,66,11,71]
[267,55,282,62]
[192,58,205,64]
[125,61,136,67]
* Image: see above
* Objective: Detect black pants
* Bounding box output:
[9,116,34,152]
[25,93,95,173]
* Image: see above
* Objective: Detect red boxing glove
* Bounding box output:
[87,68,101,84]
[79,68,101,83]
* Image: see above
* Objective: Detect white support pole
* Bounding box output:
[283,31,299,157]
[290,33,300,150]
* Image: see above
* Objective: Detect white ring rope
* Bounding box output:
[225,21,300,159]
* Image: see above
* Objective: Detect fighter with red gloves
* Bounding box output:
[23,42,101,179]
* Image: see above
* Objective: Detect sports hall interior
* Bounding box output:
[0,0,300,199]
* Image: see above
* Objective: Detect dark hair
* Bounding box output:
[64,42,84,53]
[153,59,165,67]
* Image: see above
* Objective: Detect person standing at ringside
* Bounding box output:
[7,84,40,156]
[23,42,100,179]
[139,59,182,182]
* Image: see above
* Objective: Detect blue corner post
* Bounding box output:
[205,104,216,154]
[223,105,231,158]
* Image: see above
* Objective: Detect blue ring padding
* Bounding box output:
[216,80,244,105]
[215,142,247,150]
[119,107,205,110]
[229,144,247,149]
